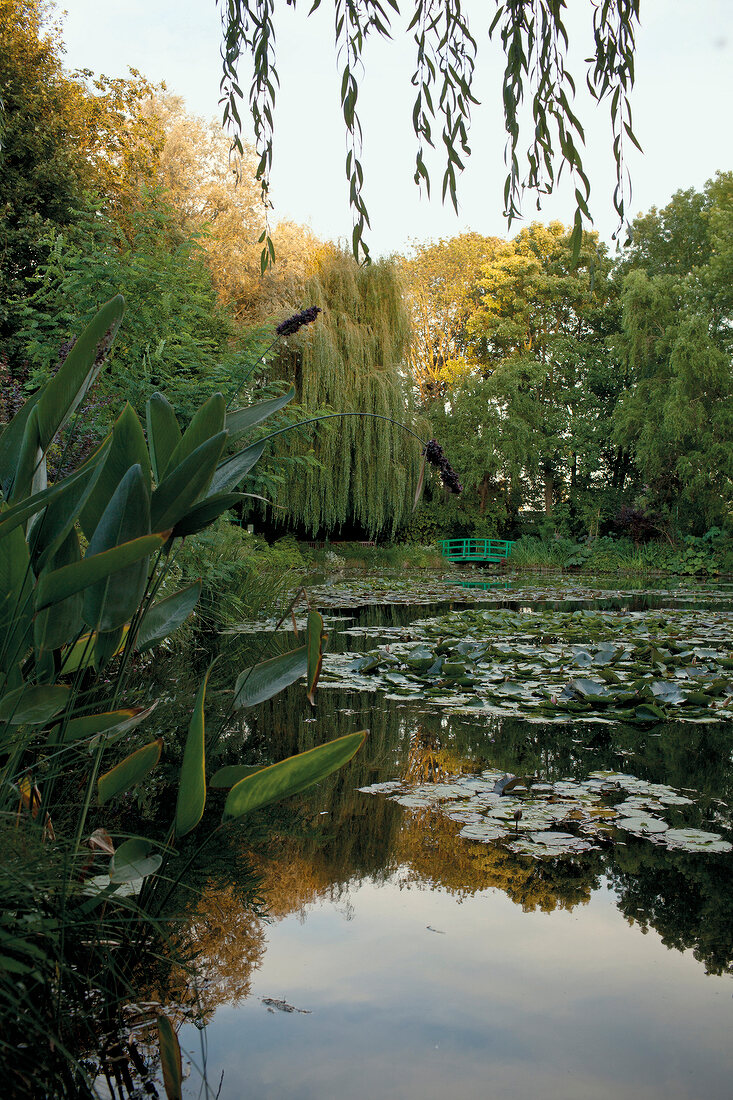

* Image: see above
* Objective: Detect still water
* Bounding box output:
[180,575,733,1099]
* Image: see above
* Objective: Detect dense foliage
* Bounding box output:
[401,174,733,542]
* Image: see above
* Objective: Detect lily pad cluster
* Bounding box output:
[358,769,732,857]
[324,604,733,723]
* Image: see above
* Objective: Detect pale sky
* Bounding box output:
[58,0,732,255]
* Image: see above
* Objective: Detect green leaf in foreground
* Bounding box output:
[98,738,162,805]
[157,1013,183,1100]
[174,664,212,837]
[209,763,265,789]
[222,730,367,822]
[234,645,307,709]
[136,582,202,652]
[34,534,165,612]
[0,684,70,725]
[306,610,326,705]
[109,838,163,883]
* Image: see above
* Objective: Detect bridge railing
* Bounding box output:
[437,538,515,561]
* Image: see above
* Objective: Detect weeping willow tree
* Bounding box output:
[274,250,420,538]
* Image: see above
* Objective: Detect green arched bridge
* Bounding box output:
[437,538,515,563]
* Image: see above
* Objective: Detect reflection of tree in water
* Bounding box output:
[166,669,733,1002]
[608,841,733,976]
[393,809,602,912]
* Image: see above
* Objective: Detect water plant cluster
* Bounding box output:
[359,769,732,858]
[324,597,733,725]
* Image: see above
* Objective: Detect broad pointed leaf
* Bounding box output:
[34,529,83,652]
[206,440,266,497]
[234,645,307,710]
[157,1014,183,1100]
[37,295,124,451]
[172,493,247,539]
[98,738,162,805]
[146,393,181,483]
[83,465,151,631]
[162,393,225,479]
[79,404,151,538]
[174,664,213,837]
[53,703,157,746]
[0,684,70,725]
[109,838,162,883]
[306,611,327,705]
[0,392,41,500]
[151,431,228,530]
[136,582,202,652]
[225,388,295,438]
[34,534,164,613]
[222,730,367,821]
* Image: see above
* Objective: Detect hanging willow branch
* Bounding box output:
[218,0,641,264]
[265,253,423,537]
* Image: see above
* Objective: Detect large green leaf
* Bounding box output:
[157,1014,183,1100]
[34,534,164,612]
[109,838,162,883]
[83,464,151,631]
[233,645,307,710]
[9,404,42,504]
[36,295,124,451]
[94,626,125,669]
[206,440,266,496]
[209,763,265,789]
[162,393,225,479]
[172,493,247,539]
[34,529,83,653]
[150,431,227,531]
[222,730,367,821]
[0,505,34,672]
[97,738,162,805]
[136,582,202,653]
[306,610,327,705]
[0,444,107,550]
[79,404,151,538]
[53,703,157,747]
[0,684,70,725]
[225,387,295,438]
[146,393,181,483]
[58,627,129,674]
[0,392,41,500]
[174,664,212,837]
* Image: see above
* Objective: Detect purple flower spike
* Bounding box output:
[276,306,322,337]
[423,438,462,495]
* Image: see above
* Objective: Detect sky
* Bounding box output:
[58,0,733,256]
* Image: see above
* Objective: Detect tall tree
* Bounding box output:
[613,177,733,531]
[269,250,420,538]
[401,233,500,405]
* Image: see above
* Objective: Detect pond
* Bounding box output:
[176,573,733,1099]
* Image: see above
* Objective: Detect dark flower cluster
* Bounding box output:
[276,306,322,336]
[423,439,462,494]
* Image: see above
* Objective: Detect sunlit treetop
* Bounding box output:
[217,0,641,265]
